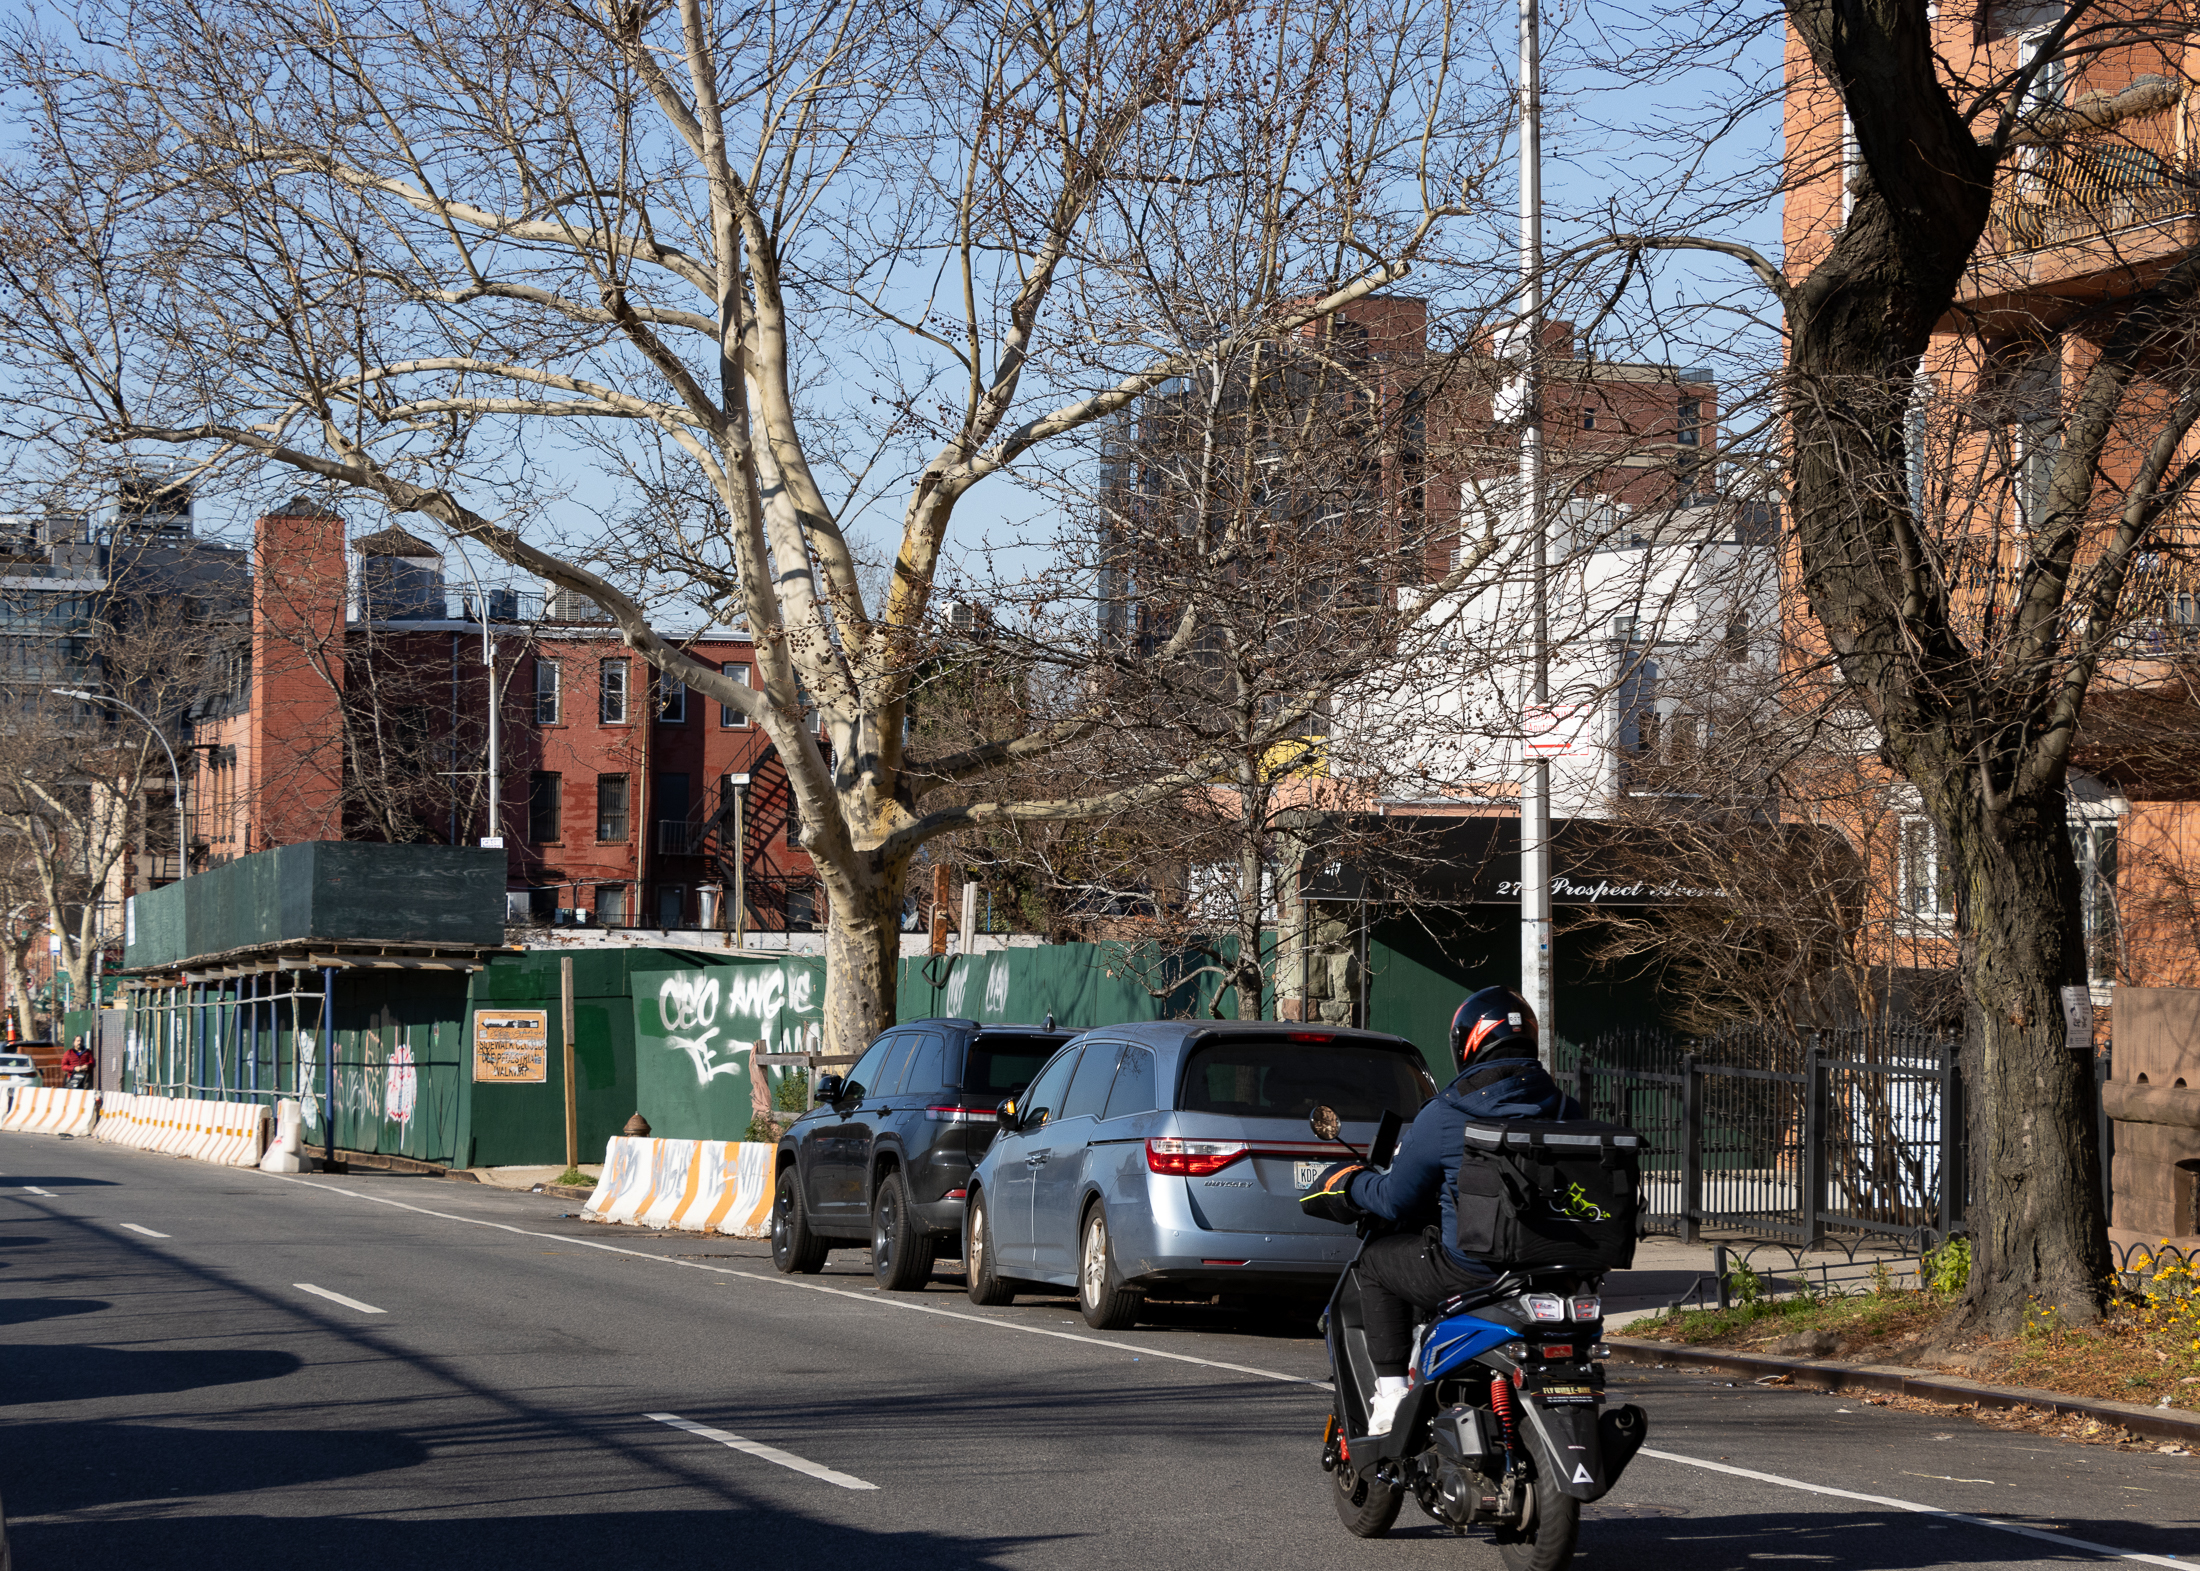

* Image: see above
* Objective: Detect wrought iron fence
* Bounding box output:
[1560,1022,1969,1246]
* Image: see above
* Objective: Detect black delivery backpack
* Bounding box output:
[1451,1118,1644,1272]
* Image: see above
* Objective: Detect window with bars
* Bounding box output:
[528,771,561,843]
[596,774,629,842]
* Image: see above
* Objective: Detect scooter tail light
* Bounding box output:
[1521,1293,1567,1322]
[1145,1137,1249,1177]
[1571,1295,1602,1321]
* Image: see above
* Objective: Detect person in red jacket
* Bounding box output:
[60,1036,93,1083]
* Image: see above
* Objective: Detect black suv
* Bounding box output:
[771,1017,1073,1288]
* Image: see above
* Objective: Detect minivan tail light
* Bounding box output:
[1146,1137,1249,1177]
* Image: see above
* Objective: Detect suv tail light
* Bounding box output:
[926,1105,994,1122]
[1145,1137,1249,1176]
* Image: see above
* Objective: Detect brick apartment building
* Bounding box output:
[187,502,819,932]
[1782,4,2200,1003]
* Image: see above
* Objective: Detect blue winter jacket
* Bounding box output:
[1345,1050,1583,1270]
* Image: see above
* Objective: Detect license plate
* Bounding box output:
[1295,1160,1326,1190]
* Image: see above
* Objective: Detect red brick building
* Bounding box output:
[188,504,818,931]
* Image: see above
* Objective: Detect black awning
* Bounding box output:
[1299,815,1764,906]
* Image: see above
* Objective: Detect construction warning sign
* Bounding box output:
[473,1010,549,1082]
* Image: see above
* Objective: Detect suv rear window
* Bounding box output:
[1177,1037,1426,1122]
[958,1035,1066,1097]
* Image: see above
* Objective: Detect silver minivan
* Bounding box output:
[964,1020,1434,1328]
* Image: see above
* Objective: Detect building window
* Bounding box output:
[1677,398,1701,447]
[786,882,817,929]
[600,659,628,725]
[1898,817,1956,921]
[2075,819,2118,987]
[720,663,752,727]
[788,791,804,848]
[657,671,686,724]
[1581,413,1595,431]
[528,771,561,844]
[535,659,561,725]
[596,774,629,842]
[1722,613,1749,662]
[595,884,627,927]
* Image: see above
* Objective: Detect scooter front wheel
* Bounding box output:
[1328,1414,1403,1538]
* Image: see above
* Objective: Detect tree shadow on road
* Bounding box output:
[12,1507,1057,1569]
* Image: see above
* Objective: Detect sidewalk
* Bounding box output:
[468,1165,601,1193]
[1603,1231,1924,1330]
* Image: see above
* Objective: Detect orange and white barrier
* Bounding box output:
[0,1086,99,1137]
[93,1093,269,1167]
[584,1137,777,1239]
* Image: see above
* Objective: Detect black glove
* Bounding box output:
[1299,1162,1367,1225]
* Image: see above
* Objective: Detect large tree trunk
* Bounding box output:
[1782,0,2113,1332]
[819,858,906,1063]
[1945,794,2111,1331]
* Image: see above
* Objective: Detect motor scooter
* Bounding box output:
[1309,1104,1648,1570]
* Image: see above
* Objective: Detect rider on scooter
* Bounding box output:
[1302,985,1582,1438]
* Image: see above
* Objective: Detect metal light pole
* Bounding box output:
[1516,0,1555,1063]
[448,549,502,847]
[55,687,186,882]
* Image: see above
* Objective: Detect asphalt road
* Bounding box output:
[4,1131,2194,1570]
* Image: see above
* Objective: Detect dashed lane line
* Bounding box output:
[252,1172,1327,1389]
[1636,1449,2190,1570]
[245,1168,2185,1570]
[647,1412,878,1491]
[295,1282,388,1315]
[119,1223,169,1238]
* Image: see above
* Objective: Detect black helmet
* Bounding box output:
[1449,986,1538,1070]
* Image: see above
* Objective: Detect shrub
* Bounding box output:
[1922,1236,1971,1297]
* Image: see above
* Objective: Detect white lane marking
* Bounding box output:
[218,1170,2200,1567]
[1639,1448,2189,1570]
[294,1282,388,1315]
[23,1186,54,1196]
[249,1173,1326,1389]
[647,1412,878,1491]
[119,1223,169,1238]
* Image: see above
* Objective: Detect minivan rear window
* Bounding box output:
[1177,1037,1426,1122]
[958,1035,1066,1097]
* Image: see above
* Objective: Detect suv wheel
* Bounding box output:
[870,1170,936,1291]
[1077,1203,1143,1330]
[771,1165,829,1274]
[965,1189,1017,1305]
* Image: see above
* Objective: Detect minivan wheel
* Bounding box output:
[771,1166,829,1275]
[965,1190,1017,1305]
[870,1170,936,1291]
[1077,1205,1143,1330]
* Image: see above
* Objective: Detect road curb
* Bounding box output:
[1604,1336,2200,1445]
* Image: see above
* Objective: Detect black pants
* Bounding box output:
[1357,1227,1497,1375]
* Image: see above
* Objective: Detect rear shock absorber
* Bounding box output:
[1489,1372,1520,1460]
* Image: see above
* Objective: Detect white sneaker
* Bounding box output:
[1364,1379,1410,1436]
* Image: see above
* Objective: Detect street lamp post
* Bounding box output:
[447,549,502,847]
[53,687,187,882]
[1515,0,1554,1063]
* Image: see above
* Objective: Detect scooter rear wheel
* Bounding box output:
[1494,1468,1580,1571]
[1329,1420,1403,1539]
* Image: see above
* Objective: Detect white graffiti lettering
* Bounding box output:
[982,957,1009,1019]
[658,972,745,1084]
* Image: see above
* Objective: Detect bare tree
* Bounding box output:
[0,0,1530,1055]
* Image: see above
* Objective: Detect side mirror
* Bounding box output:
[995,1097,1018,1130]
[1308,1105,1341,1142]
[816,1073,845,1105]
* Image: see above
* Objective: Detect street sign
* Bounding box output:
[1522,702,1593,759]
[474,1010,549,1081]
[2059,985,2095,1052]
